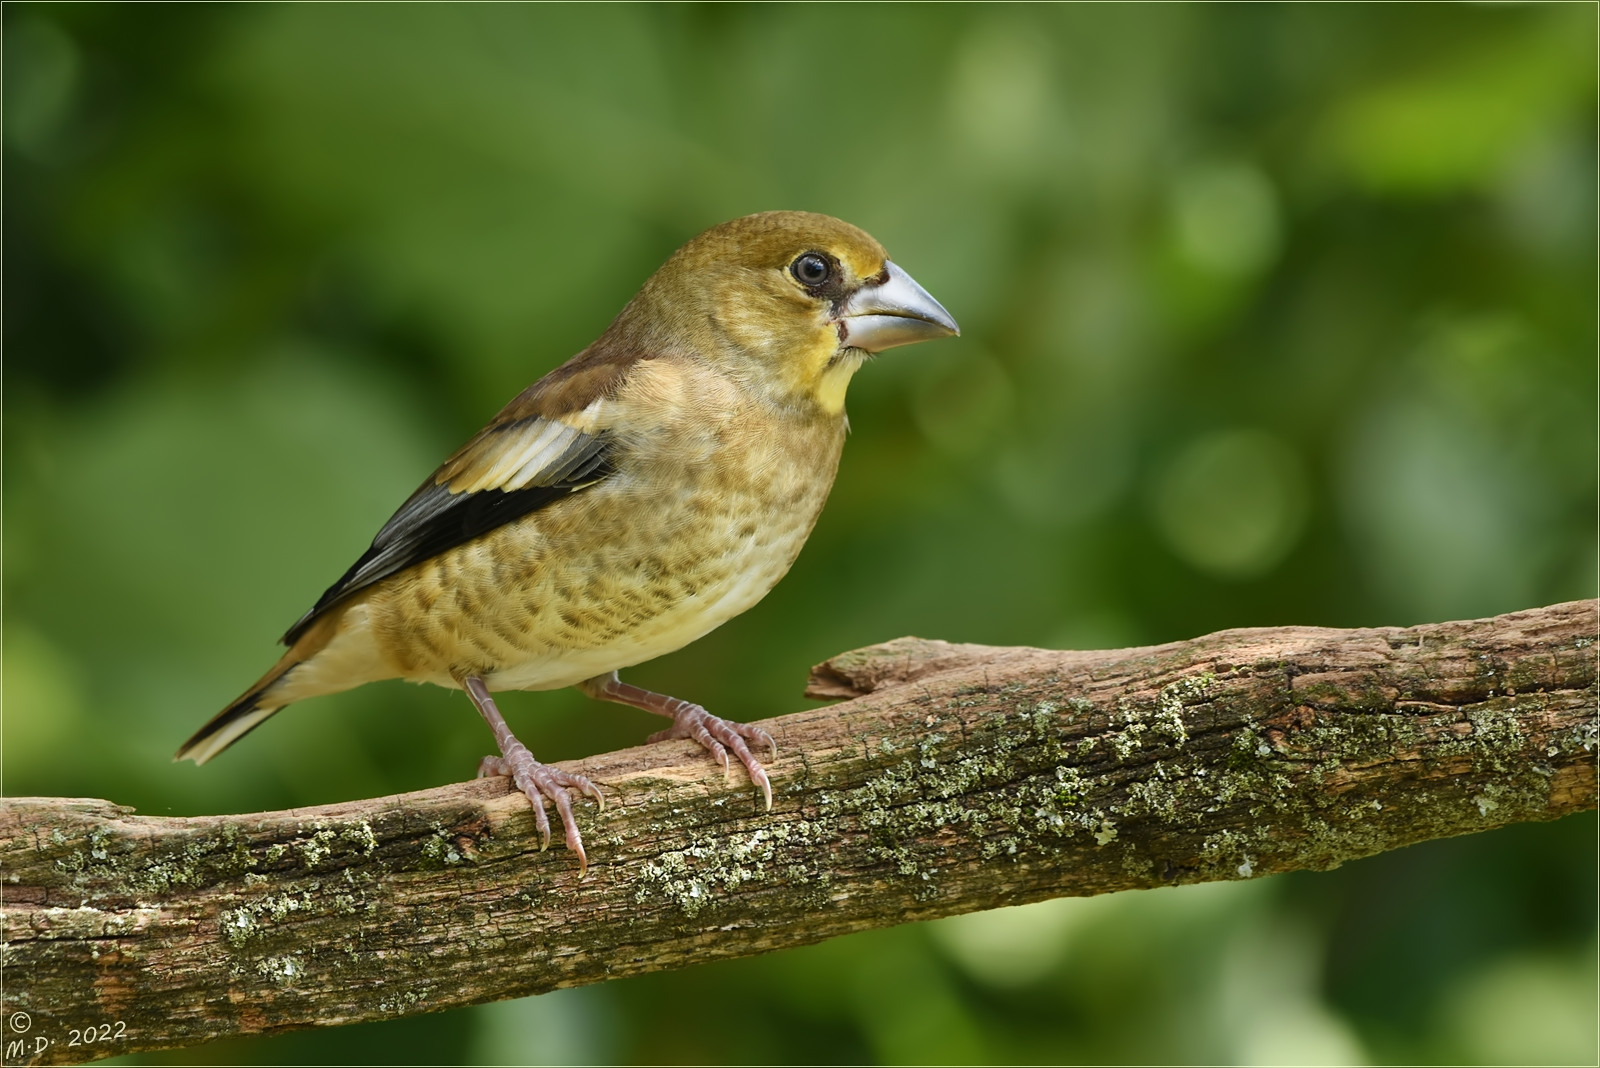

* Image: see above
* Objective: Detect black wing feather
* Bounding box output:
[281,430,615,645]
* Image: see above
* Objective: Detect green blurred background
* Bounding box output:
[5,3,1595,1064]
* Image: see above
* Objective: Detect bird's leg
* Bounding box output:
[461,674,603,876]
[578,671,776,811]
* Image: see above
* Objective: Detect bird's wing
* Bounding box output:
[281,352,635,646]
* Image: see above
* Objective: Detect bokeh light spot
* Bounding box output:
[1170,162,1282,278]
[1150,428,1310,579]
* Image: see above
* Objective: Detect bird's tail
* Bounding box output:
[174,651,302,766]
[174,613,349,765]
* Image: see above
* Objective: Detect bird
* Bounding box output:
[175,211,959,874]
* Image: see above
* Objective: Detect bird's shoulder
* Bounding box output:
[452,342,744,465]
[434,340,638,491]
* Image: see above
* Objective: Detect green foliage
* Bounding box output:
[5,3,1594,1064]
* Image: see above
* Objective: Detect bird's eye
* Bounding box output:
[791,253,832,288]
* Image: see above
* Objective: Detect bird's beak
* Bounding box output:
[837,261,960,353]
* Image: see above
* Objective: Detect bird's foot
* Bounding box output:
[461,673,602,877]
[580,672,777,810]
[647,706,776,811]
[477,745,604,876]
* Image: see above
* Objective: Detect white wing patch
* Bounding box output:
[449,400,612,494]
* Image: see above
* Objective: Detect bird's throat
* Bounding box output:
[814,349,867,416]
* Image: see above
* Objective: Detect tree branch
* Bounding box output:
[3,601,1595,1064]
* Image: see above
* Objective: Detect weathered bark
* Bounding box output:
[2,601,1595,1065]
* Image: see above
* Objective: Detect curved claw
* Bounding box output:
[582,778,606,813]
[530,794,553,853]
[748,763,773,812]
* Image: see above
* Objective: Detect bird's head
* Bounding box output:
[614,211,959,415]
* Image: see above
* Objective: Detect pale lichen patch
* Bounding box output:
[634,827,786,918]
[221,887,320,947]
[421,825,467,867]
[1155,672,1213,745]
[294,826,339,868]
[256,955,303,985]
